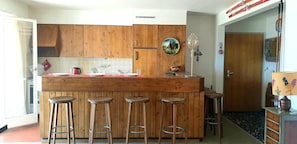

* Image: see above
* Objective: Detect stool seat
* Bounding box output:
[49,96,75,103]
[161,97,185,104]
[125,96,150,103]
[88,97,113,104]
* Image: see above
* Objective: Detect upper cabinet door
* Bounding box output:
[133,25,158,48]
[59,25,84,57]
[83,25,108,58]
[37,24,58,47]
[107,26,132,58]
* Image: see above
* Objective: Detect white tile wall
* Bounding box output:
[38,57,133,75]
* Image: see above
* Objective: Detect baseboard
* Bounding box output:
[0,124,8,133]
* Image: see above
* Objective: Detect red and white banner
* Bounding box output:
[227,0,270,18]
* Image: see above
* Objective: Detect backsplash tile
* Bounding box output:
[38,57,132,75]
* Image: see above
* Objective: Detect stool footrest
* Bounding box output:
[51,126,74,135]
[129,125,145,134]
[162,125,185,135]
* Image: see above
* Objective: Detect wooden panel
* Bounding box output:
[267,120,279,132]
[40,91,204,139]
[158,25,186,75]
[83,25,108,58]
[133,25,159,48]
[266,129,279,141]
[42,76,204,92]
[267,111,280,123]
[266,136,278,144]
[59,25,84,57]
[133,49,158,76]
[37,24,58,47]
[107,26,132,58]
[284,121,297,144]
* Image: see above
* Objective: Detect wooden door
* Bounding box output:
[59,25,84,57]
[224,33,263,111]
[133,48,157,76]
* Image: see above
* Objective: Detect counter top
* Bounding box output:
[42,73,204,92]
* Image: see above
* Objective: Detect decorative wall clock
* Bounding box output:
[162,38,180,55]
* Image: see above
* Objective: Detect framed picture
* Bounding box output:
[265,37,277,62]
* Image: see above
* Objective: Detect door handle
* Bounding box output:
[226,69,234,78]
[135,51,139,60]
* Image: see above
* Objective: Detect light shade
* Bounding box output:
[272,72,297,96]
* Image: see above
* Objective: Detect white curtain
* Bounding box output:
[3,18,26,118]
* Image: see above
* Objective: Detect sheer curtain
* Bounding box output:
[3,17,26,118]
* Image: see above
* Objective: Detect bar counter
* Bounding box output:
[39,73,205,139]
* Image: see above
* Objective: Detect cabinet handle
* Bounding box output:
[135,51,139,60]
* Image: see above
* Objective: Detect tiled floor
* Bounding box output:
[0,117,262,144]
[0,124,40,142]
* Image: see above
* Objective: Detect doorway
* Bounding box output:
[0,16,38,128]
[224,33,263,112]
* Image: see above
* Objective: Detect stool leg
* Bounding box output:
[172,104,177,144]
[217,98,222,144]
[69,102,75,144]
[105,103,113,144]
[89,103,96,144]
[126,103,132,144]
[143,102,147,144]
[48,103,55,144]
[66,103,71,144]
[183,103,188,144]
[53,103,59,144]
[158,102,164,144]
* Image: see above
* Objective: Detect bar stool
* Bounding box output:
[158,97,187,144]
[88,97,113,144]
[204,92,223,144]
[48,96,75,144]
[125,96,150,144]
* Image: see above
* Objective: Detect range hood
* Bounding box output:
[37,24,61,57]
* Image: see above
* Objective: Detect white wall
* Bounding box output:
[29,8,187,25]
[0,0,29,17]
[281,0,297,109]
[186,12,215,88]
[225,8,278,108]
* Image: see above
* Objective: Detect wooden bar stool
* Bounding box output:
[158,97,187,144]
[88,97,113,144]
[48,96,75,144]
[125,96,150,144]
[204,92,223,144]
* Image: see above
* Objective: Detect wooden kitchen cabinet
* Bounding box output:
[83,25,108,58]
[84,25,132,58]
[107,26,132,58]
[133,48,158,76]
[59,25,84,57]
[264,107,297,144]
[37,24,58,47]
[133,24,159,48]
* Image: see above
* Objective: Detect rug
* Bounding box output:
[223,110,265,142]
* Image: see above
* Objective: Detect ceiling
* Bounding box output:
[19,0,239,14]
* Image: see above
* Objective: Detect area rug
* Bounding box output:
[223,110,265,142]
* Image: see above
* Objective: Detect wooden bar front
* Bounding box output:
[39,75,205,139]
